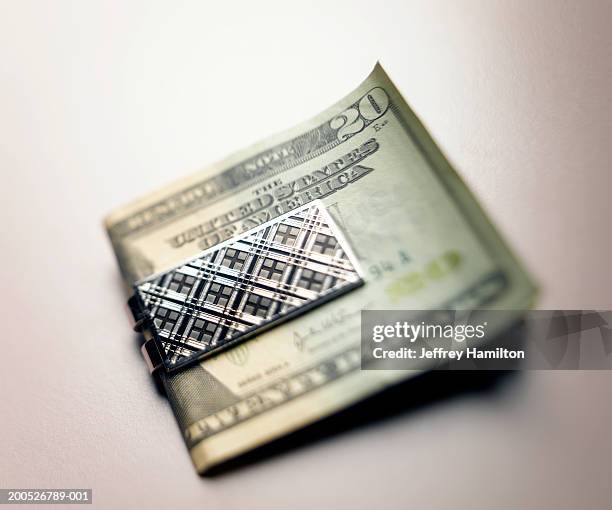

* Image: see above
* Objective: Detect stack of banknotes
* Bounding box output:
[104,64,535,474]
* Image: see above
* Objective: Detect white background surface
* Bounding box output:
[1,1,611,508]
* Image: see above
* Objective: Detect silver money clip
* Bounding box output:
[128,200,364,375]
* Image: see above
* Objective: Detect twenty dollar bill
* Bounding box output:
[104,64,535,473]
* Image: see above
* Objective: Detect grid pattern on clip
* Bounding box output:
[134,202,362,369]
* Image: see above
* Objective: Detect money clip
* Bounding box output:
[127,201,364,375]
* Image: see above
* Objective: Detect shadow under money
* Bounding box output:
[203,323,526,477]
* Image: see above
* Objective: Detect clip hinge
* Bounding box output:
[141,338,164,375]
[127,295,147,332]
[127,295,164,375]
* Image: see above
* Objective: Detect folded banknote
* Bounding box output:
[104,63,535,474]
